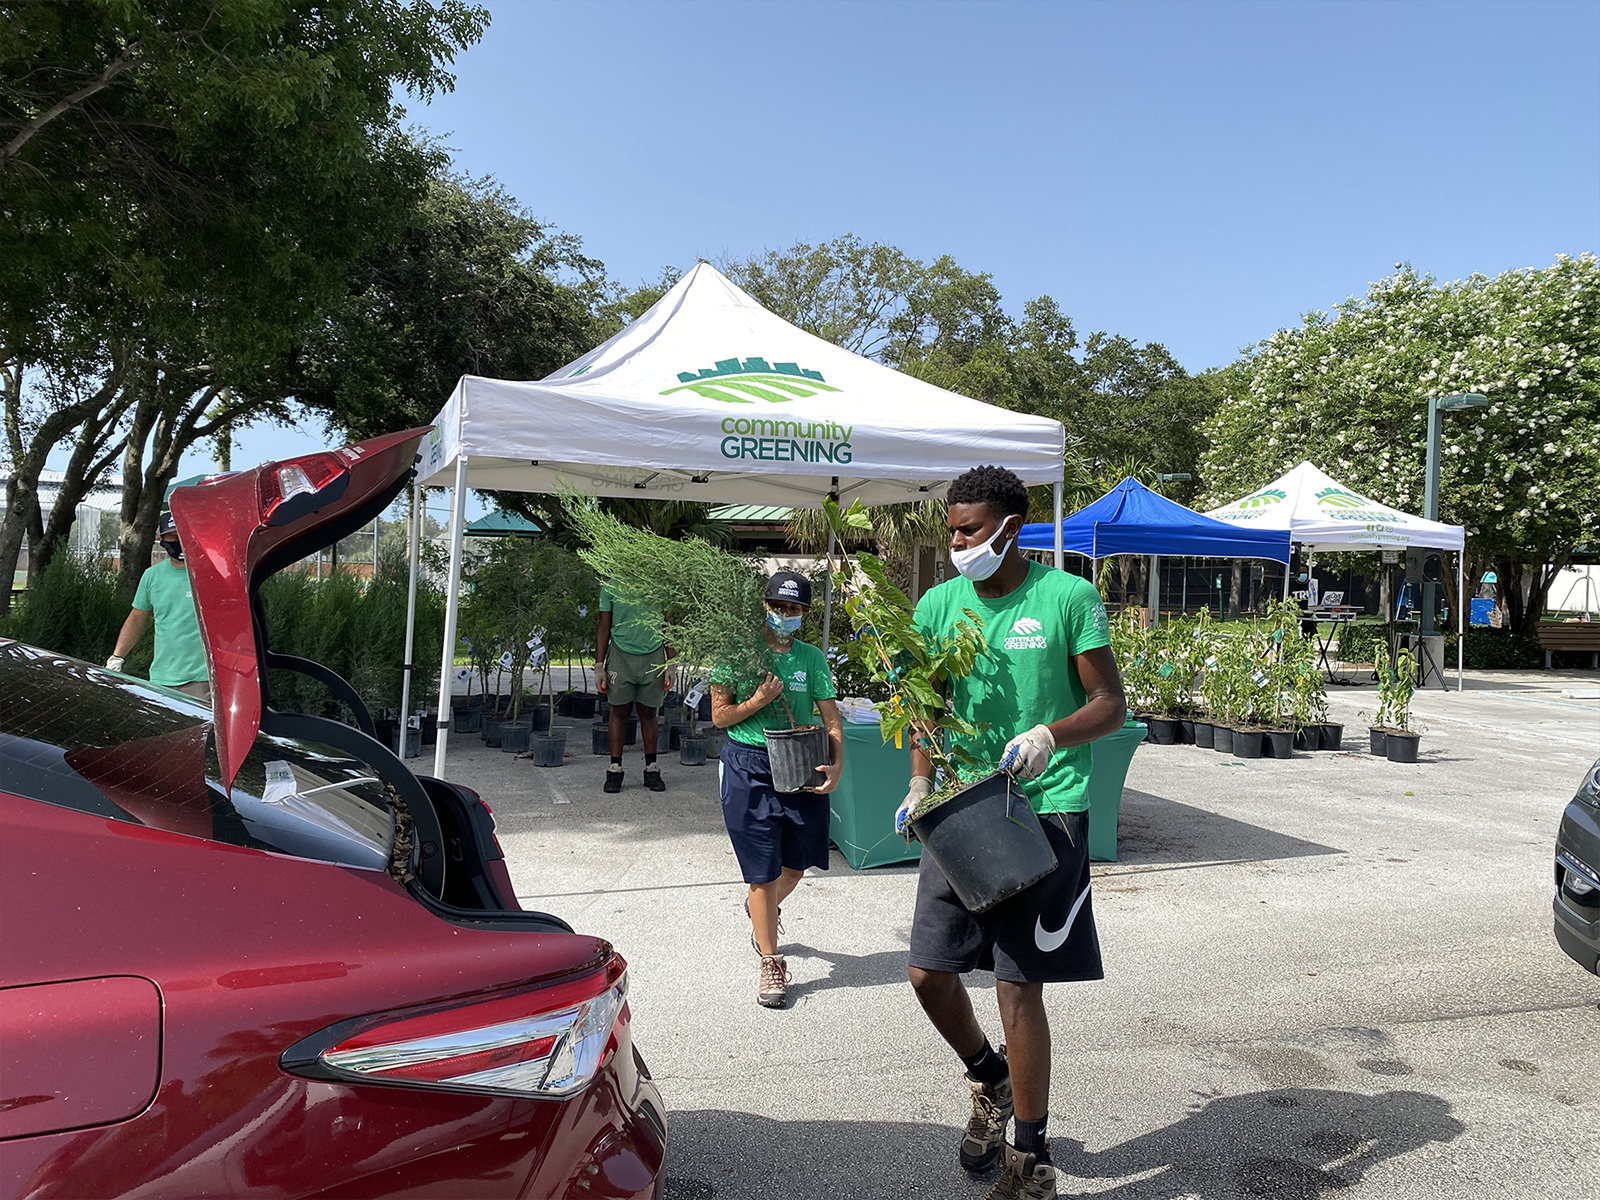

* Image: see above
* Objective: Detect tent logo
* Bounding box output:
[662,357,841,404]
[1238,488,1286,509]
[1315,486,1367,509]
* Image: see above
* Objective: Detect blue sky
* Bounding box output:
[150,0,1599,493]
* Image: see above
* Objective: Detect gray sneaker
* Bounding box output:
[984,1144,1057,1200]
[757,955,790,1008]
[960,1054,1013,1172]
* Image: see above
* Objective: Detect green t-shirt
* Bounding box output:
[132,560,209,687]
[599,585,663,655]
[713,638,837,747]
[913,562,1111,813]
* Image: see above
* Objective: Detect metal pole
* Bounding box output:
[1052,479,1063,571]
[1457,550,1465,692]
[399,482,422,737]
[1147,554,1159,627]
[821,526,836,655]
[1421,398,1442,636]
[432,456,470,778]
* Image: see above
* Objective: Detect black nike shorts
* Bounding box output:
[908,809,1103,984]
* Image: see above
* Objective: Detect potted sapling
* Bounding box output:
[1146,622,1185,746]
[1231,626,1272,759]
[521,545,597,767]
[678,673,710,765]
[1261,599,1302,759]
[825,500,1057,914]
[567,501,830,790]
[1200,634,1240,754]
[1377,647,1423,763]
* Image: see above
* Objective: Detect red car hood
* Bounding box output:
[168,428,430,789]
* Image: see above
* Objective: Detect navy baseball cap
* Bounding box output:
[764,570,811,607]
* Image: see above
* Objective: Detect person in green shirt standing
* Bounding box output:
[596,584,674,794]
[107,513,211,704]
[899,466,1126,1200]
[710,570,843,1009]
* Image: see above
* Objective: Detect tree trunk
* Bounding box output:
[27,396,132,590]
[1227,561,1243,619]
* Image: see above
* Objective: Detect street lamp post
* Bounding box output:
[1421,393,1488,636]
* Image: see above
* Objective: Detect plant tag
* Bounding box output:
[455,668,472,683]
[498,651,514,670]
[1159,663,1174,678]
[683,684,705,708]
[263,760,296,806]
[1252,670,1269,687]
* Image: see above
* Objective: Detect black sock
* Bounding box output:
[961,1040,1008,1086]
[1013,1116,1049,1158]
[644,752,657,766]
[609,756,622,767]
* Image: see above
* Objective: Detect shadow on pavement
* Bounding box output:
[662,1086,1463,1199]
[1115,791,1344,866]
[780,941,914,998]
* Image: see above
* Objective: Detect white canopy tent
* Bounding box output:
[1205,461,1468,690]
[403,263,1066,772]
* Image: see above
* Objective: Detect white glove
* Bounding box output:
[896,775,934,836]
[1000,724,1056,781]
[106,655,126,672]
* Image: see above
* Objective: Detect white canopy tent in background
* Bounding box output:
[403,263,1066,772]
[1205,461,1469,690]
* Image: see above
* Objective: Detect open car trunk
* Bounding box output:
[168,430,552,926]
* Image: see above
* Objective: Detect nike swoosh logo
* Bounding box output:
[1034,885,1091,953]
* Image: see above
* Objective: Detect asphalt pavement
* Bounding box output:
[439,670,1600,1199]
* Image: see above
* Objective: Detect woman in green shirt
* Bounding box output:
[710,570,844,1009]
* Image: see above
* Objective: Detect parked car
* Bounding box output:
[1554,756,1600,977]
[0,428,665,1199]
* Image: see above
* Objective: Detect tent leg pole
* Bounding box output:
[821,527,836,656]
[400,481,422,744]
[1148,554,1159,627]
[432,456,470,778]
[1052,480,1063,571]
[1457,551,1465,692]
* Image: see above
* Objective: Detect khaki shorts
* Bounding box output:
[606,646,667,709]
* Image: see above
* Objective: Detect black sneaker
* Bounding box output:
[603,765,623,793]
[961,1049,1013,1173]
[643,764,666,792]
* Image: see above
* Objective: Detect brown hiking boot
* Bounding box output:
[757,955,790,1008]
[984,1144,1057,1200]
[960,1052,1013,1172]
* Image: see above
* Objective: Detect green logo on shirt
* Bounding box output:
[1005,616,1048,650]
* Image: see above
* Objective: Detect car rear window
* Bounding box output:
[0,640,396,871]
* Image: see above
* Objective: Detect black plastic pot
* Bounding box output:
[1178,718,1196,745]
[707,730,728,758]
[1232,729,1265,759]
[1293,725,1320,752]
[482,718,508,748]
[1264,730,1295,759]
[680,735,709,766]
[1385,732,1420,763]
[1147,717,1180,746]
[528,732,567,767]
[656,721,672,754]
[452,707,483,735]
[591,722,610,755]
[765,725,830,793]
[911,772,1058,914]
[391,724,421,759]
[1319,723,1344,751]
[1369,728,1387,756]
[597,698,611,721]
[658,703,684,725]
[420,711,437,746]
[1193,721,1216,748]
[669,721,690,750]
[569,693,598,720]
[501,721,533,754]
[528,704,552,733]
[697,694,713,721]
[1213,725,1235,753]
[555,691,573,717]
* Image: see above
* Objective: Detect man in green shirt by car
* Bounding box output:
[900,465,1126,1200]
[596,584,674,793]
[107,513,211,704]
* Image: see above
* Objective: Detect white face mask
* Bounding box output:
[950,518,1015,581]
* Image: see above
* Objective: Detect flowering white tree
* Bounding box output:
[1199,255,1598,633]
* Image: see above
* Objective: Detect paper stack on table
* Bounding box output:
[837,697,882,725]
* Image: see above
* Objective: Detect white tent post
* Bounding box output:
[821,526,836,655]
[399,481,422,737]
[1457,551,1465,692]
[1052,479,1063,570]
[1147,555,1159,626]
[432,456,470,777]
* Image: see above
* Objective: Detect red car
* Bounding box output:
[0,429,665,1198]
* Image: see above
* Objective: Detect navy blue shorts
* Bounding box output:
[719,738,832,885]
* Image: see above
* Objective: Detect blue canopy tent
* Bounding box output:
[1017,478,1292,621]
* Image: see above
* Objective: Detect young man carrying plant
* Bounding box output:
[710,571,844,1009]
[900,465,1126,1200]
[596,584,673,793]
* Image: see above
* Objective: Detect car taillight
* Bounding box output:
[260,452,349,526]
[283,956,628,1098]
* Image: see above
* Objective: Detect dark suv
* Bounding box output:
[1554,757,1600,976]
